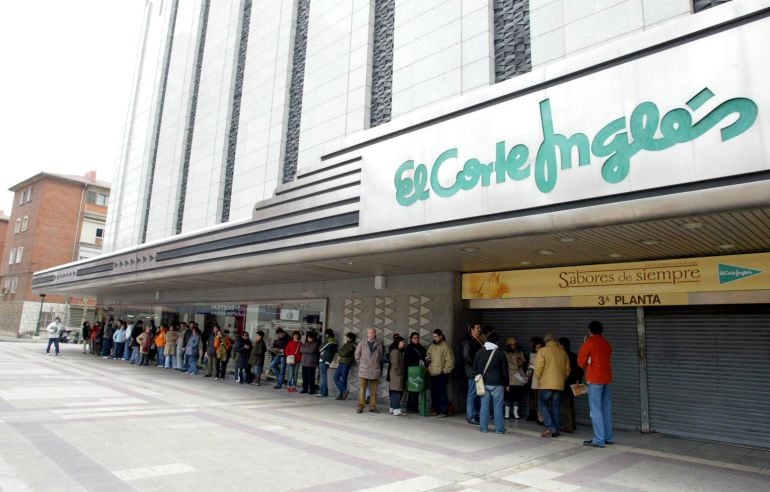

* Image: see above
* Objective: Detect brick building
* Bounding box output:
[0,171,110,337]
[0,212,8,273]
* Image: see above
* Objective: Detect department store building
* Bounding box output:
[34,0,770,447]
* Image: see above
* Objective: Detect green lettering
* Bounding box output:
[535,99,590,193]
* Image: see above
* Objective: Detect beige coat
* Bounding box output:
[164,331,179,355]
[354,339,384,380]
[534,340,570,391]
[388,348,405,392]
[426,340,454,377]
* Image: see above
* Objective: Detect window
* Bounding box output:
[26,187,32,203]
[9,277,18,294]
[87,191,109,206]
[2,278,9,294]
[21,216,28,232]
[14,219,21,233]
[96,228,104,238]
[15,247,23,263]
[18,192,24,205]
[9,248,15,265]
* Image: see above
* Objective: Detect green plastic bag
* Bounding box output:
[407,365,426,392]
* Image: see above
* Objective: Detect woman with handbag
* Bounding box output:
[284,331,303,392]
[505,337,527,419]
[404,332,426,413]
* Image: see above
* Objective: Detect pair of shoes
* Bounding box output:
[393,409,402,416]
[46,353,51,356]
[204,375,211,378]
[551,432,560,438]
[479,429,488,433]
[388,408,394,414]
[273,385,282,389]
[583,440,604,448]
[356,406,364,414]
[496,430,507,435]
[369,407,380,413]
[541,430,553,438]
[538,420,545,426]
[466,418,479,425]
[55,353,62,356]
[335,395,344,400]
[436,413,447,418]
[430,411,439,417]
[315,394,327,398]
[342,389,349,400]
[299,390,308,394]
[605,441,615,445]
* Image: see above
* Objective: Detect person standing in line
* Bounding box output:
[112,321,127,360]
[559,336,583,433]
[185,326,201,375]
[136,326,152,366]
[504,337,527,419]
[45,317,63,356]
[404,332,426,413]
[300,331,320,394]
[122,322,133,361]
[235,331,252,384]
[462,324,484,425]
[473,332,509,434]
[527,336,545,423]
[204,325,221,377]
[535,333,570,438]
[284,331,303,393]
[317,329,338,397]
[270,328,288,389]
[333,332,357,400]
[129,321,143,364]
[354,328,384,413]
[214,330,233,380]
[154,326,166,367]
[81,321,91,353]
[249,330,267,386]
[578,321,614,448]
[426,329,455,417]
[387,334,406,415]
[175,323,188,370]
[164,325,179,369]
[101,317,115,358]
[90,322,102,355]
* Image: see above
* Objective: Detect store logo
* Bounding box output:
[394,87,758,206]
[718,264,763,284]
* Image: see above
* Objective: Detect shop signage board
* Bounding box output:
[358,15,769,234]
[462,252,770,307]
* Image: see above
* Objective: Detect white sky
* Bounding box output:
[0,0,146,215]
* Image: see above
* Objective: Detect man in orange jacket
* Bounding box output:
[577,320,614,448]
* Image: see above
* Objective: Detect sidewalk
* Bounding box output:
[1,341,768,491]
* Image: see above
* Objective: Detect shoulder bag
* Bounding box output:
[474,349,497,396]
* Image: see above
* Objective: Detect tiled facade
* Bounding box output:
[105,0,726,252]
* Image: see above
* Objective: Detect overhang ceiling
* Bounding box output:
[79,207,770,299]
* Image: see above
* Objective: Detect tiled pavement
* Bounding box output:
[0,341,768,491]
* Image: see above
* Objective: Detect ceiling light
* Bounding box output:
[639,239,659,246]
[519,261,531,266]
[718,243,735,249]
[461,247,479,253]
[538,250,554,255]
[680,221,704,230]
[608,253,623,258]
[559,237,576,243]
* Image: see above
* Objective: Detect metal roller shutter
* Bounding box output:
[645,305,770,448]
[479,308,640,430]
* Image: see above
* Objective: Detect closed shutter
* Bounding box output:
[479,308,640,430]
[67,306,84,328]
[645,305,770,448]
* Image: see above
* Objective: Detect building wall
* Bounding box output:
[228,0,296,221]
[0,218,8,270]
[181,0,242,233]
[296,0,374,174]
[392,0,494,117]
[530,0,692,66]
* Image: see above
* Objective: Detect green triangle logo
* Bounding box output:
[718,264,763,284]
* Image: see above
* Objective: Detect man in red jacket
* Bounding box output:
[577,321,614,448]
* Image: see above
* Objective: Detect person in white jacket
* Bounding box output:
[45,317,63,356]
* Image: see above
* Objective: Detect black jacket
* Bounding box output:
[473,346,509,387]
[404,342,426,367]
[462,334,483,378]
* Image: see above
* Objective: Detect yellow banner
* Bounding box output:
[463,252,770,300]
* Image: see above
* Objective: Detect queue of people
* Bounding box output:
[77,319,614,446]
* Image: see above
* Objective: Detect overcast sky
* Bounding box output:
[0,0,145,215]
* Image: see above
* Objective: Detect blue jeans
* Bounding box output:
[539,389,562,433]
[164,352,174,368]
[286,363,299,387]
[46,338,60,355]
[334,363,351,394]
[389,390,403,410]
[480,385,505,433]
[467,378,480,420]
[113,341,124,359]
[101,338,113,357]
[123,339,131,360]
[186,354,198,374]
[270,356,286,387]
[588,383,614,446]
[156,349,164,366]
[319,363,330,395]
[130,346,141,364]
